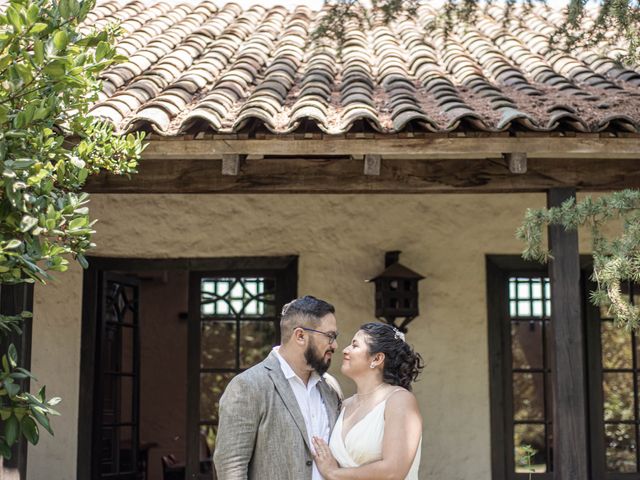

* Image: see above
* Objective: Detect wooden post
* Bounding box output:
[222,154,241,175]
[504,152,527,173]
[547,188,589,479]
[364,154,381,175]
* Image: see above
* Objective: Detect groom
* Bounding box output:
[214,295,342,480]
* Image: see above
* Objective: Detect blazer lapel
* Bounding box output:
[265,352,313,452]
[318,379,341,434]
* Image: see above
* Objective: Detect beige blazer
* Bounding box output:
[213,351,342,480]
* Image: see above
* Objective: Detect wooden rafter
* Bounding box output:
[141,136,640,160]
[85,156,640,194]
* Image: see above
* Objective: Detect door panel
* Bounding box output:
[93,273,141,480]
[186,267,296,479]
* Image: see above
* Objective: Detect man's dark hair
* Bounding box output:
[280,295,335,342]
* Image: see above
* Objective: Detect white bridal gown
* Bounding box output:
[328,391,421,479]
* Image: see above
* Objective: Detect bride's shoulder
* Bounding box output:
[385,387,419,408]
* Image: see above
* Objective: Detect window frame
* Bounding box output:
[487,255,640,480]
[487,256,554,480]
[585,279,640,479]
[186,262,297,479]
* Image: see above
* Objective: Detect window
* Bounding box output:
[489,257,640,479]
[197,276,280,454]
[588,282,640,477]
[487,262,554,480]
[509,277,553,474]
[186,258,297,479]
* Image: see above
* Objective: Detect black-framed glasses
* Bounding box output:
[296,326,339,343]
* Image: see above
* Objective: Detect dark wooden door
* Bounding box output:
[92,273,141,480]
[186,264,296,479]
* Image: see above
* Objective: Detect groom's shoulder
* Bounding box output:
[229,355,274,388]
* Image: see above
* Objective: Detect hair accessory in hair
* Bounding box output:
[393,328,406,342]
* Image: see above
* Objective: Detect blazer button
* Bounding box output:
[306,460,313,467]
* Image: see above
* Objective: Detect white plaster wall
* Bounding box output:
[29,263,83,480]
[28,193,554,480]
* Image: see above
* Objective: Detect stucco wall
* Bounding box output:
[27,192,556,480]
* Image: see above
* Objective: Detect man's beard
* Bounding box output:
[304,339,333,375]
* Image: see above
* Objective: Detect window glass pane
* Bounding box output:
[514,424,547,473]
[531,301,543,317]
[513,372,545,421]
[201,277,276,318]
[201,321,236,369]
[518,301,531,317]
[509,277,549,318]
[531,279,542,299]
[216,281,229,296]
[512,321,544,369]
[605,423,637,472]
[200,424,217,464]
[240,321,277,369]
[120,326,134,374]
[517,281,531,299]
[119,376,133,424]
[602,321,632,369]
[600,303,614,320]
[603,372,635,421]
[200,372,235,424]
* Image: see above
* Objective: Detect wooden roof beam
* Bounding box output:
[142,137,640,160]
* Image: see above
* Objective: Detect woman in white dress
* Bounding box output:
[312,322,424,480]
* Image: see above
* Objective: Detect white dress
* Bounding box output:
[328,391,421,479]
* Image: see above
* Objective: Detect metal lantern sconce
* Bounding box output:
[367,251,425,333]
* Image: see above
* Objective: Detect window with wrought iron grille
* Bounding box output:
[197,276,280,453]
[488,258,640,479]
[185,258,297,480]
[508,276,553,474]
[588,282,640,476]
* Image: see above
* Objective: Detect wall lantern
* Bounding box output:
[367,251,425,333]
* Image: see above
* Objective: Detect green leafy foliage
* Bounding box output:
[517,190,640,330]
[0,0,146,457]
[0,0,146,286]
[0,332,60,456]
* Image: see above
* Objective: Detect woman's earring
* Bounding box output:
[370,363,375,369]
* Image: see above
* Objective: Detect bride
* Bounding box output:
[312,322,424,480]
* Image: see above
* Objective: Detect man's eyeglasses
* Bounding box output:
[296,326,338,343]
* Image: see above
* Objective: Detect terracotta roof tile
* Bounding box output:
[75,1,640,134]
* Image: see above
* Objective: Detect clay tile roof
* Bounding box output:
[79,1,640,135]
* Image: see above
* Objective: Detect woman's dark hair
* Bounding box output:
[359,322,424,391]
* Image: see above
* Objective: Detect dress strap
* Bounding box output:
[384,387,406,401]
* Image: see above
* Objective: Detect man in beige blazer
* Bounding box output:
[214,296,343,480]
